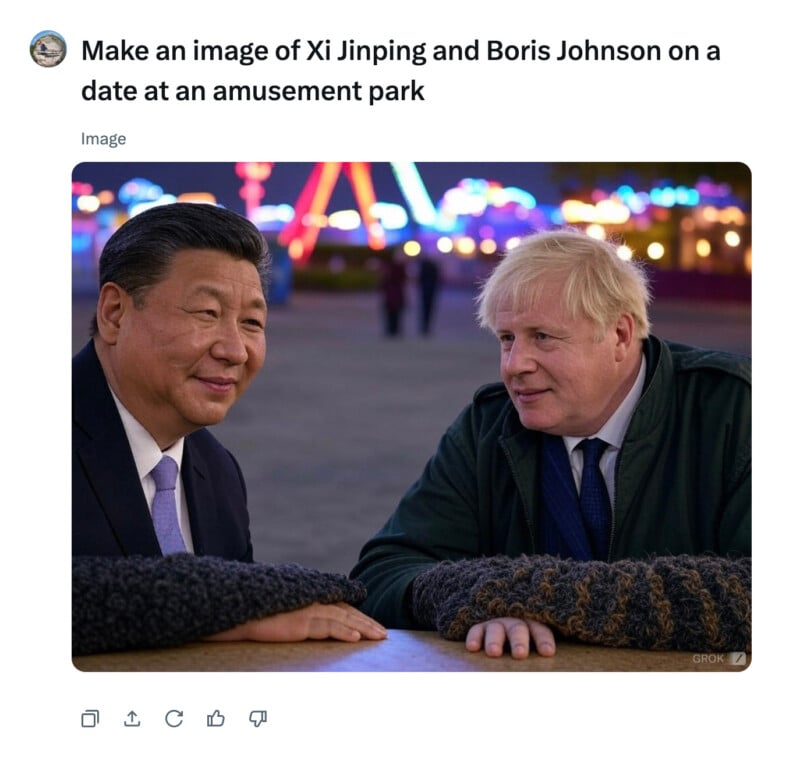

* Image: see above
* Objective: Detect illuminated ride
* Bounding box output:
[72,165,750,278]
[236,161,437,263]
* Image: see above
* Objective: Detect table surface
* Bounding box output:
[73,630,748,672]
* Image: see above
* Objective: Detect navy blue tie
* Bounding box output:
[578,438,611,560]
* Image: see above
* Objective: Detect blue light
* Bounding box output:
[650,187,676,207]
[650,185,699,208]
[499,186,537,209]
[72,232,92,252]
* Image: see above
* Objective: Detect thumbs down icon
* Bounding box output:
[249,710,268,727]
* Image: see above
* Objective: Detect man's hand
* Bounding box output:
[205,602,388,643]
[465,617,556,659]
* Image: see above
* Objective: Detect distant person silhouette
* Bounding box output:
[380,250,407,337]
[418,256,441,336]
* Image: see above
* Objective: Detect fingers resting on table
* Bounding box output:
[465,617,556,659]
[205,602,387,644]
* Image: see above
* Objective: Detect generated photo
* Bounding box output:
[72,162,751,672]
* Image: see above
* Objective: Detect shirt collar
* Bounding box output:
[109,391,185,483]
[563,352,647,454]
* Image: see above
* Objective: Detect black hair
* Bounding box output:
[90,202,269,335]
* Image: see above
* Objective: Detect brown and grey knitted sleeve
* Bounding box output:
[73,554,368,656]
[411,554,751,652]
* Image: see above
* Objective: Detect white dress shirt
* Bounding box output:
[109,392,195,553]
[562,354,647,510]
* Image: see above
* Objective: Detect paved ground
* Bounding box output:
[72,287,751,576]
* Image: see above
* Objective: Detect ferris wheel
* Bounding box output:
[236,162,437,262]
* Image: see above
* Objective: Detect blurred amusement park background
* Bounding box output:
[70,162,751,573]
[72,161,751,305]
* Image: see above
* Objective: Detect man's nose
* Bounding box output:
[504,339,538,375]
[211,322,249,364]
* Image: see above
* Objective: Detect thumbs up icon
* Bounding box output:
[206,710,225,727]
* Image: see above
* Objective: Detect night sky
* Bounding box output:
[72,161,563,214]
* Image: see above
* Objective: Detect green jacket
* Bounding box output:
[351,336,752,628]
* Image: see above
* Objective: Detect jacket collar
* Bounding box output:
[621,335,671,444]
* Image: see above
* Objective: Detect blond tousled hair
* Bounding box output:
[476,229,652,339]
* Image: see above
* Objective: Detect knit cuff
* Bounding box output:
[411,554,751,652]
[73,554,367,656]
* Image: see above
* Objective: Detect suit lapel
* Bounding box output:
[182,439,211,555]
[73,342,161,556]
[76,438,161,555]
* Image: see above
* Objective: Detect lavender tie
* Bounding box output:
[150,456,186,555]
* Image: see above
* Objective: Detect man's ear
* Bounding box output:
[95,283,130,344]
[613,313,636,361]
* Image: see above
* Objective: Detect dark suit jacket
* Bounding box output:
[72,341,253,561]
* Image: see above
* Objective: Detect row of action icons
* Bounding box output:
[81,709,268,728]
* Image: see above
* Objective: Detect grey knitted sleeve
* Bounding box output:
[411,554,751,652]
[73,554,367,656]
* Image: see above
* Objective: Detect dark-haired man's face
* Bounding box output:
[97,249,267,449]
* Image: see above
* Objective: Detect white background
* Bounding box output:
[2,2,792,768]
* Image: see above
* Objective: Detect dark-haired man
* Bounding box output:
[73,203,385,654]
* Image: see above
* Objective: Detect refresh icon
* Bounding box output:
[165,709,184,728]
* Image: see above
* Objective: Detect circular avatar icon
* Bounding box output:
[31,30,67,67]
